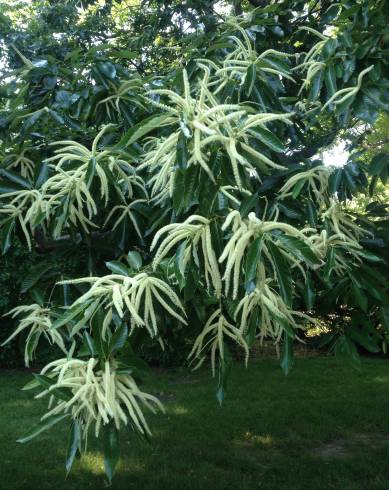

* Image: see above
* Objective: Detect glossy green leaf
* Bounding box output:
[85,157,96,188]
[105,261,131,276]
[276,234,319,265]
[127,251,142,270]
[103,423,120,483]
[66,420,81,474]
[109,324,128,353]
[251,127,285,153]
[244,63,256,96]
[244,237,262,288]
[116,114,174,148]
[0,218,15,254]
[0,168,31,189]
[280,330,294,376]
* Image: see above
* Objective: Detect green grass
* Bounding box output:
[2,357,389,489]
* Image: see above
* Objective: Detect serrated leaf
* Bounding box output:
[276,234,319,265]
[251,127,285,153]
[66,420,81,474]
[17,414,70,443]
[116,114,175,148]
[20,263,53,293]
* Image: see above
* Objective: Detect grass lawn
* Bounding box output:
[1,357,389,489]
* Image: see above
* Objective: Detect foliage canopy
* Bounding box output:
[0,0,388,482]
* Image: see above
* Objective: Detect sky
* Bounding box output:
[322,141,349,167]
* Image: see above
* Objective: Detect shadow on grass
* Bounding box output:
[2,357,389,489]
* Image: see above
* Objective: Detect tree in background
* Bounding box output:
[0,0,388,482]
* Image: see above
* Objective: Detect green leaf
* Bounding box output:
[49,109,64,125]
[323,38,337,59]
[0,182,25,193]
[105,261,130,276]
[216,343,233,406]
[324,65,337,96]
[369,153,388,176]
[0,218,15,254]
[280,331,294,376]
[17,414,70,443]
[66,420,81,474]
[113,49,137,59]
[174,241,187,290]
[323,247,335,282]
[91,308,108,359]
[85,157,96,188]
[275,234,319,266]
[303,272,315,310]
[21,108,46,131]
[250,128,285,153]
[127,251,142,270]
[116,114,174,148]
[97,61,116,79]
[184,264,199,302]
[291,178,306,199]
[172,168,185,213]
[351,283,367,312]
[239,192,259,218]
[34,160,49,187]
[109,324,128,354]
[32,374,72,401]
[20,263,53,293]
[306,199,317,227]
[309,69,324,101]
[83,331,97,356]
[329,169,342,194]
[0,168,31,189]
[244,63,256,96]
[52,301,92,330]
[244,237,262,288]
[245,309,259,348]
[267,241,292,306]
[103,423,120,483]
[177,130,188,169]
